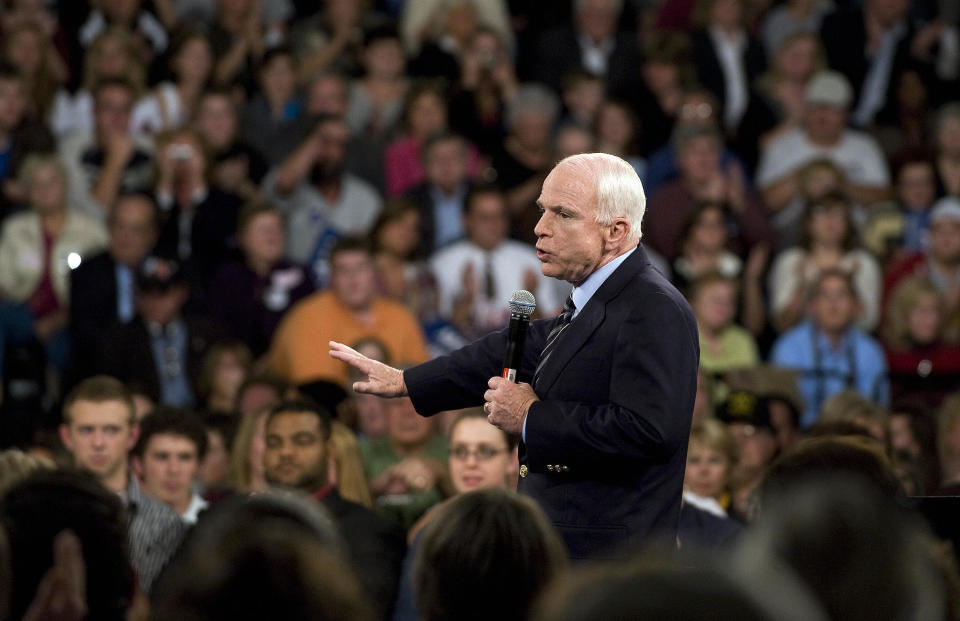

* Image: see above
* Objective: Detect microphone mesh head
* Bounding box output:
[508,290,536,317]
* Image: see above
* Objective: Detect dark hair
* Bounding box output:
[0,469,134,620]
[560,68,602,93]
[329,236,373,262]
[0,59,22,83]
[449,408,518,451]
[235,374,288,411]
[166,25,213,81]
[891,146,936,182]
[800,190,859,252]
[363,23,400,48]
[63,376,135,426]
[266,400,333,442]
[258,45,295,73]
[110,191,161,231]
[370,198,422,258]
[420,130,466,163]
[401,78,448,131]
[807,266,858,303]
[679,200,730,246]
[151,493,371,621]
[202,411,240,450]
[133,407,209,460]
[414,488,566,621]
[236,201,284,234]
[464,183,505,216]
[92,76,136,102]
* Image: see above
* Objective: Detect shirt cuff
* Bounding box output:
[522,412,527,442]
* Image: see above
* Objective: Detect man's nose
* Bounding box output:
[533,212,549,237]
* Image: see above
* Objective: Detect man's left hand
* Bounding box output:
[484,377,538,435]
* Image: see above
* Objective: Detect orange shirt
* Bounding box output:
[267,291,429,387]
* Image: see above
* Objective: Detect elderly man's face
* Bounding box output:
[534,162,608,286]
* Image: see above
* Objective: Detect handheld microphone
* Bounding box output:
[502,290,536,382]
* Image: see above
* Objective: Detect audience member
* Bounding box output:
[132,407,209,523]
[594,99,645,177]
[935,103,960,196]
[760,0,832,59]
[58,376,185,593]
[229,406,270,494]
[195,341,252,414]
[935,393,960,495]
[195,88,267,201]
[197,412,237,495]
[346,25,407,140]
[683,417,739,517]
[689,272,760,388]
[403,132,472,254]
[267,237,428,387]
[2,21,66,123]
[263,399,404,618]
[819,389,888,441]
[862,150,939,260]
[329,420,375,508]
[241,46,301,166]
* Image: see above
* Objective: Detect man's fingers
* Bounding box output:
[53,530,85,600]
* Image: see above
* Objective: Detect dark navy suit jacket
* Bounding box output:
[405,245,699,559]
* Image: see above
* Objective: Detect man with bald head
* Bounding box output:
[332,153,699,559]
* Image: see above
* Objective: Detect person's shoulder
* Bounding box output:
[72,249,113,274]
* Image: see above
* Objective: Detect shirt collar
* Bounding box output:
[570,247,636,318]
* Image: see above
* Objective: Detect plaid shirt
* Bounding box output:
[121,477,186,593]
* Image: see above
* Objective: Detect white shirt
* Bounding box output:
[181,492,209,525]
[710,27,749,130]
[851,21,906,127]
[756,127,890,189]
[577,33,615,76]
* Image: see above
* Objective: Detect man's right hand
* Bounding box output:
[329,341,407,397]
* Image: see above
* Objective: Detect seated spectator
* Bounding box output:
[818,389,888,441]
[235,373,286,416]
[673,202,745,286]
[594,99,645,178]
[683,417,739,517]
[154,128,243,293]
[629,32,695,157]
[887,401,939,495]
[267,238,428,387]
[715,391,780,521]
[862,149,939,261]
[150,493,373,621]
[329,420,375,508]
[98,256,226,408]
[346,25,407,141]
[404,132,472,255]
[413,488,566,621]
[645,124,773,262]
[884,198,960,316]
[208,0,266,90]
[58,376,185,593]
[59,77,155,219]
[882,276,960,408]
[229,406,271,494]
[430,185,562,339]
[262,115,382,275]
[768,191,882,332]
[689,272,759,390]
[690,0,766,137]
[196,341,252,414]
[263,399,405,617]
[490,83,559,243]
[69,192,159,382]
[362,395,451,531]
[241,46,302,166]
[198,412,237,495]
[207,203,314,357]
[131,28,214,134]
[288,0,385,84]
[770,269,890,428]
[49,27,146,138]
[132,407,209,524]
[0,469,136,620]
[0,155,107,383]
[756,71,891,214]
[871,65,937,159]
[195,88,267,202]
[934,103,960,197]
[558,69,604,130]
[2,21,66,122]
[760,0,832,59]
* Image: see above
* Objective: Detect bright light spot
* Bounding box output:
[67,253,82,269]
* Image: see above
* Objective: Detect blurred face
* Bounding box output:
[307,76,348,116]
[642,60,679,94]
[777,36,817,82]
[94,84,133,137]
[0,77,26,131]
[330,250,376,311]
[312,120,349,180]
[693,280,736,331]
[597,103,635,148]
[807,200,848,247]
[354,393,388,437]
[805,104,846,144]
[137,434,199,511]
[364,37,404,79]
[555,128,594,160]
[888,413,920,457]
[710,0,742,29]
[677,135,721,184]
[938,116,960,156]
[264,411,328,493]
[136,284,188,325]
[564,80,604,121]
[199,429,230,488]
[810,275,858,334]
[103,0,139,23]
[897,163,935,211]
[449,418,512,493]
[175,36,213,83]
[768,401,801,452]
[728,423,777,471]
[535,162,607,286]
[109,196,157,266]
[867,0,908,27]
[260,55,296,104]
[688,207,726,251]
[512,111,552,151]
[907,292,941,345]
[928,220,960,264]
[896,70,926,110]
[465,192,509,251]
[576,0,618,42]
[685,441,730,499]
[27,163,66,215]
[5,29,42,74]
[197,95,238,148]
[94,36,129,79]
[60,399,136,483]
[802,166,841,198]
[408,92,446,139]
[424,139,467,193]
[386,397,433,448]
[238,384,279,416]
[240,211,285,266]
[213,351,247,401]
[377,210,420,256]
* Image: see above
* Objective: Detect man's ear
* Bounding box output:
[605,217,630,246]
[131,456,143,481]
[127,424,140,452]
[59,424,73,452]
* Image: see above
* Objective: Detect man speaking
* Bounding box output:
[330,153,699,559]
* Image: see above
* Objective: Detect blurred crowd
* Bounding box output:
[1,0,960,619]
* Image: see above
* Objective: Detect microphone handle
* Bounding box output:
[502,313,529,382]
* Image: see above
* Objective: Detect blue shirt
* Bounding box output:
[523,246,637,440]
[770,320,889,428]
[429,184,467,250]
[115,264,135,323]
[148,319,194,408]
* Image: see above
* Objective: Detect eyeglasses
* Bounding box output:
[450,444,507,462]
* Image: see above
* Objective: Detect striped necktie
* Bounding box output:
[533,295,576,388]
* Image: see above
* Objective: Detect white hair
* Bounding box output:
[557,153,646,243]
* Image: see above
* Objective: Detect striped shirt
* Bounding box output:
[121,477,186,593]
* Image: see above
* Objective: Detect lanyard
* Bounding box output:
[810,326,858,415]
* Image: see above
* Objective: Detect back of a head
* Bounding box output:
[0,469,133,621]
[151,493,370,621]
[413,488,566,621]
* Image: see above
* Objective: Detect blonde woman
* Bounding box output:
[329,421,373,508]
[683,417,739,517]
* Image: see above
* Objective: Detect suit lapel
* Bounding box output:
[534,246,649,395]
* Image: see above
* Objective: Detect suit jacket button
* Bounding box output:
[519,465,528,478]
